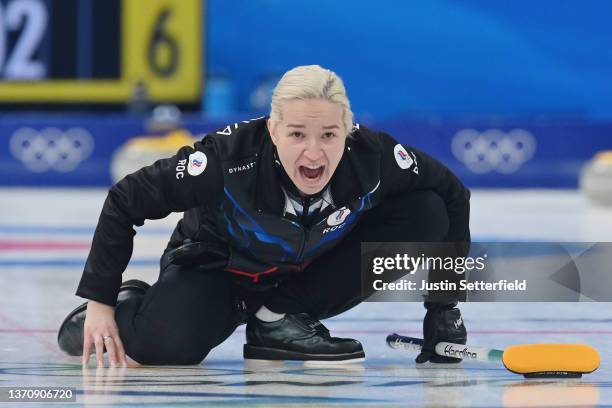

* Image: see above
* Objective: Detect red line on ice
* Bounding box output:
[3,328,612,335]
[0,241,91,250]
[0,329,58,333]
[238,328,612,335]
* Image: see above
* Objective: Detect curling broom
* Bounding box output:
[386,333,600,378]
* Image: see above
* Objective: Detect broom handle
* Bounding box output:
[386,333,504,363]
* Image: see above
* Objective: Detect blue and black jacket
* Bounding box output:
[77,118,470,306]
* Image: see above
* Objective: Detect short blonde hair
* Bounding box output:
[270,65,354,134]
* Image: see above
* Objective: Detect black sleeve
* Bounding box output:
[379,132,471,245]
[75,137,223,305]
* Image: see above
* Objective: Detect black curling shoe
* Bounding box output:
[57,279,150,356]
[244,313,365,363]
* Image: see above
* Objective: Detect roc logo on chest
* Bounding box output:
[323,207,351,234]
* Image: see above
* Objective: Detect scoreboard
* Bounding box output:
[0,0,202,103]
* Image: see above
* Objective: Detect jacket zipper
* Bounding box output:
[300,196,311,224]
[288,220,308,262]
[295,196,312,261]
[298,228,310,262]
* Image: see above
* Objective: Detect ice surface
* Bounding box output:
[1,188,611,407]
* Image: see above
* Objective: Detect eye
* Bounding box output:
[290,131,304,138]
[322,132,336,139]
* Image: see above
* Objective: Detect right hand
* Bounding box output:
[415,301,467,364]
[82,300,127,367]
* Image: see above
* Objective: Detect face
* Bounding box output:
[268,99,347,196]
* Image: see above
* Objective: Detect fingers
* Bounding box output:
[83,332,127,368]
[94,335,105,367]
[81,302,126,368]
[82,336,92,367]
[104,333,127,367]
[103,335,117,366]
[112,334,128,367]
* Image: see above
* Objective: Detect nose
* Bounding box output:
[303,138,323,161]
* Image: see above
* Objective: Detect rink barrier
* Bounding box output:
[1,115,610,187]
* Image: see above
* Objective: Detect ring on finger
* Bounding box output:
[103,335,112,341]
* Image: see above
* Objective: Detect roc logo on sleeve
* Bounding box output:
[187,151,207,176]
[394,144,414,170]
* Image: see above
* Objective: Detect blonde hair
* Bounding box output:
[270,65,354,134]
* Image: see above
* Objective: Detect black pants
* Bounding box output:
[115,190,450,365]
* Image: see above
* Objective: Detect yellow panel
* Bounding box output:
[502,344,600,374]
[122,0,202,102]
[0,0,202,103]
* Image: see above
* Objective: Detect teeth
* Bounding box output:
[303,165,323,170]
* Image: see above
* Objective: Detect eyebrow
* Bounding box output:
[286,124,340,129]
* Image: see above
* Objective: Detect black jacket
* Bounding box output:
[77,118,470,305]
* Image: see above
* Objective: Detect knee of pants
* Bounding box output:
[376,190,450,241]
[116,297,213,365]
[129,347,209,366]
[123,319,212,365]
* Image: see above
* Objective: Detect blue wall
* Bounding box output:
[2,2,611,189]
[205,1,612,120]
[1,115,609,188]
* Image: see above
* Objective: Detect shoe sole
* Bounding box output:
[302,357,366,366]
[243,345,365,362]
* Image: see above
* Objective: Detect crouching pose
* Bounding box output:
[58,65,470,366]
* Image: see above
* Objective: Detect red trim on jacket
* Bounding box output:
[224,266,279,283]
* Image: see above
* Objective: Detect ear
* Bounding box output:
[267,118,278,146]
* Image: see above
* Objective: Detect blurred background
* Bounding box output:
[1,4,612,405]
[0,0,611,193]
[1,3,612,405]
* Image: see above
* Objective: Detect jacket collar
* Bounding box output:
[255,134,286,215]
[254,132,365,215]
[328,147,362,209]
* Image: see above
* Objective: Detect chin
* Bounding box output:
[300,186,323,196]
[297,179,328,196]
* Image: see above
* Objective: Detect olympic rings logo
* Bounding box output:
[451,129,536,174]
[9,128,94,173]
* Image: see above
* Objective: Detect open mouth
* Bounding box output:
[299,165,325,183]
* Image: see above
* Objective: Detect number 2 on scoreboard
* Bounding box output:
[0,0,47,79]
